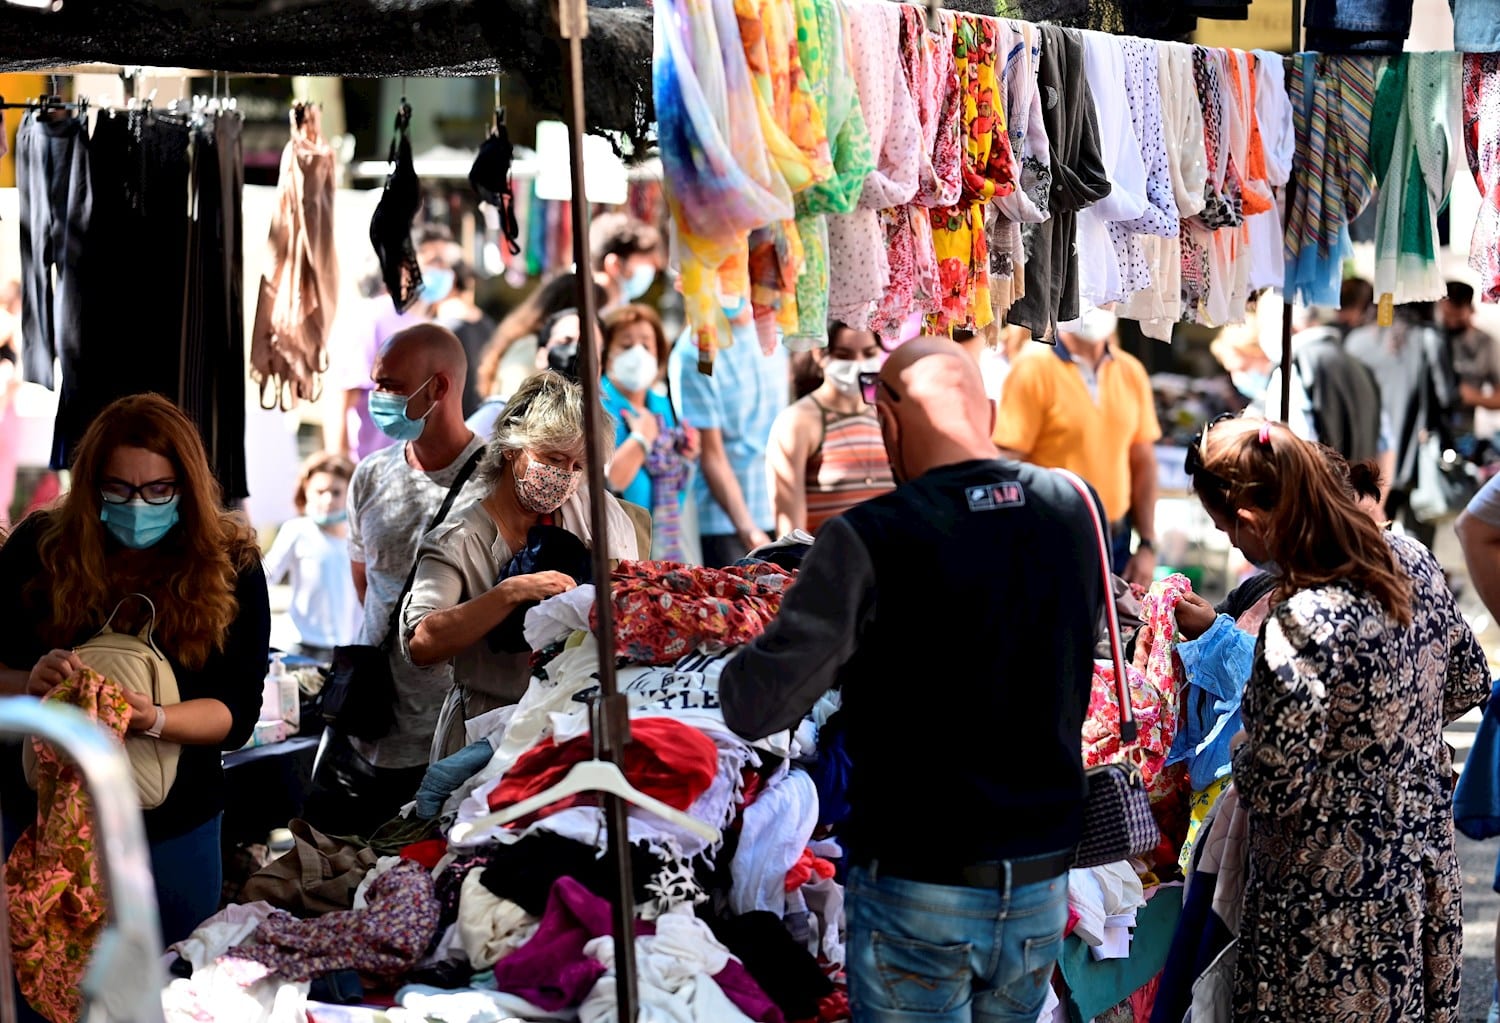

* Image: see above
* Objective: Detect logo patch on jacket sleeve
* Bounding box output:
[966,482,1026,512]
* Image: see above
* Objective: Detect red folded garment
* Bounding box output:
[399,839,449,870]
[489,717,720,821]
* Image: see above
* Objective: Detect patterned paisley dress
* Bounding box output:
[1233,534,1490,1023]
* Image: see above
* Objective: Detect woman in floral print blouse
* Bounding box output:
[1190,414,1489,1023]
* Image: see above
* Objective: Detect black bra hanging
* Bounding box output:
[369,96,424,312]
[470,105,521,256]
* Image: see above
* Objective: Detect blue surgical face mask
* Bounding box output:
[1231,370,1271,400]
[369,376,435,441]
[100,496,180,550]
[420,268,455,306]
[622,264,656,301]
[312,509,348,527]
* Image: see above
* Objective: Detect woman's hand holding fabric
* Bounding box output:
[498,572,578,604]
[1175,592,1218,640]
[28,649,84,697]
[120,688,156,732]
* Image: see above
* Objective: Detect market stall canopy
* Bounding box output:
[0,0,654,146]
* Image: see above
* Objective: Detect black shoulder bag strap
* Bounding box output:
[378,444,487,654]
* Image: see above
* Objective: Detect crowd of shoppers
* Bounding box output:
[10,193,1500,1023]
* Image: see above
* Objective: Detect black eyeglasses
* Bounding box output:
[100,478,178,505]
[859,371,899,407]
[1184,413,1235,480]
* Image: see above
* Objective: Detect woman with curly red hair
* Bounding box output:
[0,393,270,947]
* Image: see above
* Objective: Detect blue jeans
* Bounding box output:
[149,813,224,948]
[847,863,1068,1023]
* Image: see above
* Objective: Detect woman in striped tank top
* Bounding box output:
[768,323,895,536]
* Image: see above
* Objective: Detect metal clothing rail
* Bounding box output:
[0,698,166,1023]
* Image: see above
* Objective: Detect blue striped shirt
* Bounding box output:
[668,324,789,536]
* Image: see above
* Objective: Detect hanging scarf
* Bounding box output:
[827,0,920,329]
[790,0,874,348]
[645,426,695,563]
[1009,24,1111,339]
[1371,52,1461,314]
[1465,53,1500,302]
[870,6,962,338]
[925,11,1018,335]
[1282,53,1383,307]
[654,0,793,374]
[987,20,1050,322]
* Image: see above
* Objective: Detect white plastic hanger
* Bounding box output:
[449,701,720,846]
[451,760,720,845]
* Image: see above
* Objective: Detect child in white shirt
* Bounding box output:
[263,453,362,661]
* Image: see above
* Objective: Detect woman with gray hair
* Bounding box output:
[402,370,639,760]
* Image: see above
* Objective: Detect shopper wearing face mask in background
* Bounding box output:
[432,261,499,420]
[0,394,270,952]
[302,324,488,836]
[599,305,699,561]
[588,211,662,313]
[767,322,895,538]
[262,453,362,662]
[324,227,459,462]
[404,371,639,759]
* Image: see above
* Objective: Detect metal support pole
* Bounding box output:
[1279,299,1293,425]
[558,0,639,1018]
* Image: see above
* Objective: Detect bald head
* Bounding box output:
[876,336,999,482]
[380,323,468,383]
[372,323,470,431]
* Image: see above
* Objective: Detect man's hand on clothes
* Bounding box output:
[28,649,84,697]
[739,527,772,553]
[1461,382,1486,408]
[499,572,578,604]
[1123,547,1156,588]
[1174,592,1217,641]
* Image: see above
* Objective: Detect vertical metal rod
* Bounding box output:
[1279,299,1293,424]
[560,0,639,1016]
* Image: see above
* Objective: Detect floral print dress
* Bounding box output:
[1232,535,1489,1023]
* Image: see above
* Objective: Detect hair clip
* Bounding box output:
[1258,422,1272,446]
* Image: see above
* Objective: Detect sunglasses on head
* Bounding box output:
[1184,413,1235,479]
[859,371,899,407]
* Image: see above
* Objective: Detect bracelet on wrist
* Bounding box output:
[145,705,166,739]
[629,433,651,451]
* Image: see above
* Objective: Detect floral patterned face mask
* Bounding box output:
[514,453,583,513]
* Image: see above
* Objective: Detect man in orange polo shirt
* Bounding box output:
[994,305,1161,585]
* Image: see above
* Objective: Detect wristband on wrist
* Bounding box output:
[1136,537,1155,553]
[629,432,651,451]
[145,705,166,739]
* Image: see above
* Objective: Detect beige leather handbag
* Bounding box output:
[24,594,182,808]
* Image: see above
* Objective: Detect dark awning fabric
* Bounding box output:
[0,0,654,142]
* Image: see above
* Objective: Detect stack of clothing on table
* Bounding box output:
[162,560,851,1023]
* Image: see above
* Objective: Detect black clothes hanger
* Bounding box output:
[369,96,424,313]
